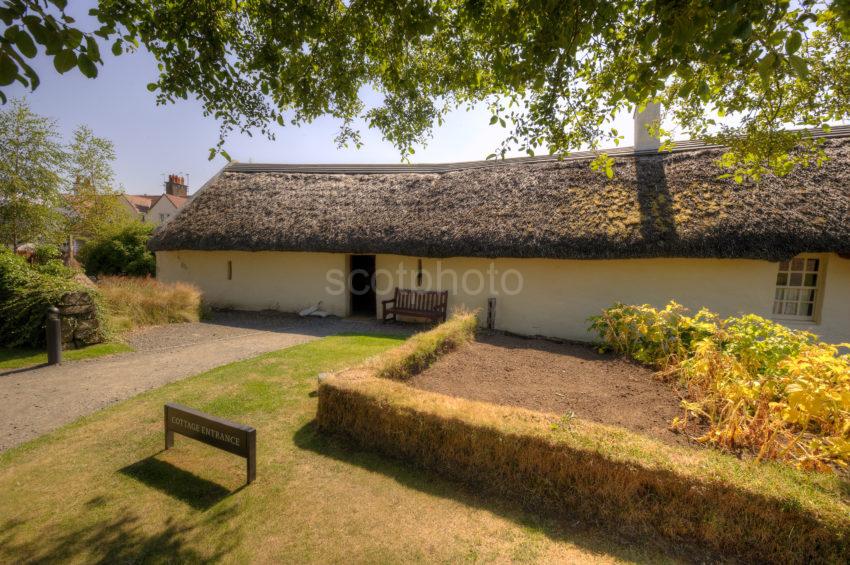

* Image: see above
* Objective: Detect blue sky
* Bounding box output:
[6,4,636,195]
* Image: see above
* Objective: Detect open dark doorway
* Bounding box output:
[349,255,376,316]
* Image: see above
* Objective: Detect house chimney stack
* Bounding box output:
[633,102,661,152]
[164,174,188,197]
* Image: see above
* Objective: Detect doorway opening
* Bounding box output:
[349,255,376,317]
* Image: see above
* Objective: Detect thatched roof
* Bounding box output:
[149,129,850,261]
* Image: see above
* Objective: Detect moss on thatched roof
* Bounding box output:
[149,135,850,261]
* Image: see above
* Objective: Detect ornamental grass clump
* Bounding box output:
[590,302,850,471]
[97,276,202,332]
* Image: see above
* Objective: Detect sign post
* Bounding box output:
[164,403,256,484]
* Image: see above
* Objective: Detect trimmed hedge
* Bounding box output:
[317,320,850,563]
[0,248,102,348]
[376,310,477,379]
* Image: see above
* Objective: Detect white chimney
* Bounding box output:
[633,102,661,152]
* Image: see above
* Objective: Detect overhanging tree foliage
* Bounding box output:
[1,1,849,180]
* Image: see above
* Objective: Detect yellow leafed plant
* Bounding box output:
[590,303,850,472]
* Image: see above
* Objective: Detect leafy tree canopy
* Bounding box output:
[2,1,849,180]
[0,97,66,248]
[66,125,133,239]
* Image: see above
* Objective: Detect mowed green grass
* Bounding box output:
[0,342,134,370]
[0,335,667,564]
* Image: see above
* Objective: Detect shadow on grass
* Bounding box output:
[292,420,699,563]
[0,509,236,564]
[119,455,238,511]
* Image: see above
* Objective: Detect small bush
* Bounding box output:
[590,302,850,471]
[587,301,718,369]
[79,223,155,277]
[0,248,102,347]
[376,309,478,380]
[32,243,60,265]
[98,276,202,332]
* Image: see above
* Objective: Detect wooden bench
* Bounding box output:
[382,288,448,323]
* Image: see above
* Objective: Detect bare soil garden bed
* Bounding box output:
[408,333,702,447]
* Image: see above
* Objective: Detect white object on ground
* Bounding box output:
[299,302,330,318]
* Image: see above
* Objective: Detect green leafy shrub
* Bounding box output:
[0,248,102,348]
[32,243,60,265]
[30,244,74,278]
[590,302,850,471]
[587,301,718,369]
[79,222,155,277]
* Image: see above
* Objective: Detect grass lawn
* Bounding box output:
[0,334,667,564]
[0,342,134,371]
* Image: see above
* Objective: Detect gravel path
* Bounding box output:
[0,312,411,452]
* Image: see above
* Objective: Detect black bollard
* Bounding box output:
[46,306,62,365]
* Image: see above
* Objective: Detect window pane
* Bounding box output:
[787,289,800,301]
[779,260,790,271]
[784,302,798,315]
[804,273,818,287]
[806,258,820,271]
[805,303,815,316]
[776,273,788,285]
[791,258,804,271]
[804,289,816,301]
[773,301,783,315]
[775,288,785,300]
[789,273,803,286]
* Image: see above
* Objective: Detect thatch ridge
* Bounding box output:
[149,139,850,260]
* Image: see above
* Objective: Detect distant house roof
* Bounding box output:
[162,193,189,208]
[149,127,850,261]
[123,194,158,214]
[151,193,189,209]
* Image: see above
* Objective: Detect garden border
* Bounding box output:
[317,315,850,563]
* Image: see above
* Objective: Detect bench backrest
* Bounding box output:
[394,288,448,312]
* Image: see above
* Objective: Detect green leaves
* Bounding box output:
[757,52,777,83]
[0,54,17,86]
[0,0,846,182]
[12,29,36,58]
[1,1,107,97]
[77,54,97,78]
[788,54,808,78]
[53,49,76,74]
[785,31,802,55]
[590,154,615,179]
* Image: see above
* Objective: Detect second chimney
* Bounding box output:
[633,102,661,152]
[165,174,188,198]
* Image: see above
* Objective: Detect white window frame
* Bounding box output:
[772,253,828,323]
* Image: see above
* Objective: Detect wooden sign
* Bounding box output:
[164,403,256,484]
